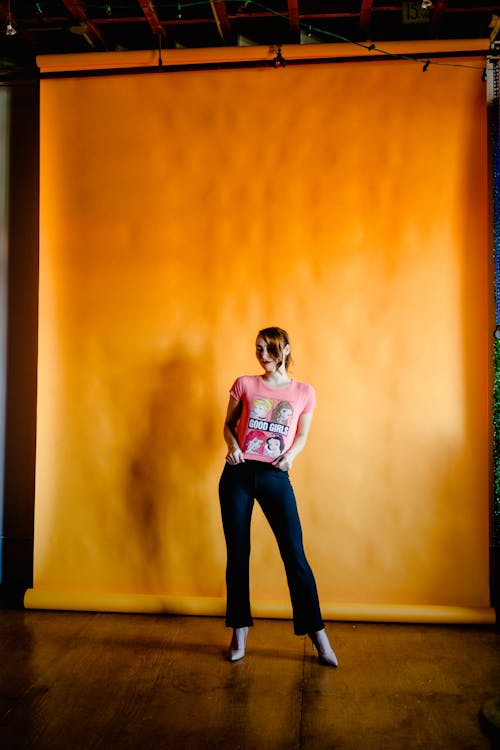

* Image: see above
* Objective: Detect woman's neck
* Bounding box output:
[260,369,292,388]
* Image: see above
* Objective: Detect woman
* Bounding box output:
[219,326,338,666]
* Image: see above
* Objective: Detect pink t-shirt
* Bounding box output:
[230,375,316,463]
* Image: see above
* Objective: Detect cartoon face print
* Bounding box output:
[244,430,266,455]
[264,434,284,458]
[251,397,273,420]
[271,400,294,425]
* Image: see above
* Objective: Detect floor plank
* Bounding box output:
[0,612,498,750]
[301,622,499,750]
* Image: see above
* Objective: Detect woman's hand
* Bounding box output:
[223,396,245,465]
[226,448,245,465]
[272,453,293,472]
[272,413,312,472]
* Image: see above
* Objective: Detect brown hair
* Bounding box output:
[257,326,293,371]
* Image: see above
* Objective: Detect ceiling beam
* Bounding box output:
[491,14,500,44]
[429,0,448,35]
[287,0,300,34]
[360,0,373,39]
[136,0,164,37]
[61,0,105,48]
[209,0,232,41]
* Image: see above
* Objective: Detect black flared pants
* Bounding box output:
[219,461,324,636]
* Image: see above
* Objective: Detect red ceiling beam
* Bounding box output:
[61,0,105,48]
[287,0,300,34]
[360,0,373,39]
[429,0,448,35]
[136,0,164,37]
[210,0,232,40]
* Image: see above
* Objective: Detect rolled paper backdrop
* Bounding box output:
[33,44,491,623]
[24,590,494,625]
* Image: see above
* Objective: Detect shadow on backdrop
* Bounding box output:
[124,353,221,596]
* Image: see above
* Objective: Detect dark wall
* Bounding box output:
[0,58,39,608]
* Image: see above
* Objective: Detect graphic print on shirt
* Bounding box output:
[244,429,267,455]
[263,434,285,458]
[250,398,273,420]
[246,397,295,457]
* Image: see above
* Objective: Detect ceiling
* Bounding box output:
[0,0,497,62]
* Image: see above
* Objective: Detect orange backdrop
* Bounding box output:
[27,47,493,623]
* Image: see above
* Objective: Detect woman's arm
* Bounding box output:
[272,412,313,472]
[223,396,245,464]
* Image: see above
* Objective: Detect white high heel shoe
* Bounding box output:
[308,628,338,667]
[228,626,248,662]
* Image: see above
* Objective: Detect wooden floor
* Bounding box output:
[0,610,499,750]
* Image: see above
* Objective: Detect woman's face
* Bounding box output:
[255,336,278,373]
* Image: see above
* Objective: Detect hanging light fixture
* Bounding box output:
[421,0,433,9]
[5,0,16,35]
[69,21,88,34]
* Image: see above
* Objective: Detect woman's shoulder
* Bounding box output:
[291,378,314,393]
[229,375,259,395]
[232,374,259,386]
[290,379,316,408]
